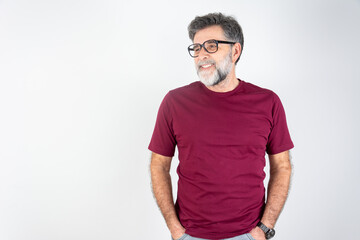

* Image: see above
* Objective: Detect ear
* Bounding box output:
[232,42,242,63]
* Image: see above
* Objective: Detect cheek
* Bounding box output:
[194,59,200,67]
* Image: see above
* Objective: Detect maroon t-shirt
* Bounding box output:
[148,79,294,239]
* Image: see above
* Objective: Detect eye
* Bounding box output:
[191,44,201,52]
[204,40,217,52]
[207,43,217,51]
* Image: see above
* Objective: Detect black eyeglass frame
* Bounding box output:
[187,39,237,58]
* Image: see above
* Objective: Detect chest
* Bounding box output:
[172,98,272,148]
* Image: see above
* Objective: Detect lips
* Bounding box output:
[197,60,216,71]
[201,64,213,69]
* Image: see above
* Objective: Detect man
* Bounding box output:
[149,12,294,240]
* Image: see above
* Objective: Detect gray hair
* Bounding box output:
[188,12,244,64]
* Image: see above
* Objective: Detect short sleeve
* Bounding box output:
[148,92,177,157]
[266,92,294,155]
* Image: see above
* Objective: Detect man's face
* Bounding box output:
[193,25,234,86]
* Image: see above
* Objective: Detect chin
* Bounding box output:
[200,80,213,86]
[200,77,220,86]
[199,71,225,86]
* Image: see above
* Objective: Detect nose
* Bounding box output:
[197,46,209,60]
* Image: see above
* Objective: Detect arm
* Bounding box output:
[150,152,185,239]
[250,150,292,239]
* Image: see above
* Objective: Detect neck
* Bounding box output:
[205,70,239,93]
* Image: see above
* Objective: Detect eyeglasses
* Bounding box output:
[188,39,237,58]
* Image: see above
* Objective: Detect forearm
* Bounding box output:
[261,167,292,228]
[150,166,184,234]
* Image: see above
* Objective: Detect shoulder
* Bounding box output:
[242,80,273,95]
[165,81,202,101]
[169,81,201,95]
[241,80,279,101]
[158,82,201,108]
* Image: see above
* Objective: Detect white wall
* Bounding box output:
[1,0,359,239]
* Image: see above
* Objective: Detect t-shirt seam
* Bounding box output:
[267,142,294,154]
[165,91,177,145]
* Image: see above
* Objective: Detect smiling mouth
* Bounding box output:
[200,64,214,69]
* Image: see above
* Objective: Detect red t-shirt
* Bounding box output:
[148,79,294,239]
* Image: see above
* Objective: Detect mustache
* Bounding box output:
[197,59,216,70]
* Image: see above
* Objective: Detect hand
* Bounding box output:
[249,226,266,240]
[171,226,186,240]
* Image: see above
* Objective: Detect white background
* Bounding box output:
[1,0,360,239]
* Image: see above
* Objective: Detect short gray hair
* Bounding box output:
[188,12,244,64]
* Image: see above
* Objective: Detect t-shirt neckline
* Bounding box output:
[199,78,244,97]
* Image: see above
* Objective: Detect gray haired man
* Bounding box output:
[149,12,294,240]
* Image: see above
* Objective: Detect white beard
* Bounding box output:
[196,50,233,86]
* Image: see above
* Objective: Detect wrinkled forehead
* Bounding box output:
[193,25,226,44]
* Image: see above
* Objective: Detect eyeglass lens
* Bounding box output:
[189,40,218,57]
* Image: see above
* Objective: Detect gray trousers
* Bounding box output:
[172,233,255,240]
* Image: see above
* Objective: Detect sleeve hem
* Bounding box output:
[266,142,294,155]
[148,145,174,158]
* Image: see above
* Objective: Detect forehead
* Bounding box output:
[193,25,225,44]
